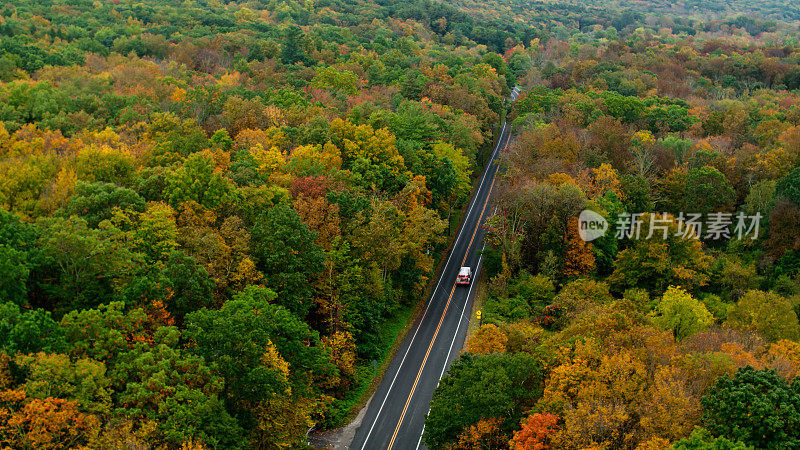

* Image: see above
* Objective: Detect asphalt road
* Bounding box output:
[350,87,519,450]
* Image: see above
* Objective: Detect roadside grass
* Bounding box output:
[465,267,490,340]
[324,301,416,428]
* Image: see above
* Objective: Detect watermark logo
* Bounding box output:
[577,211,762,242]
[577,209,609,242]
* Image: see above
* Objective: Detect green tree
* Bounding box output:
[609,214,711,295]
[160,251,214,319]
[60,302,149,363]
[701,367,800,448]
[775,167,800,206]
[684,166,736,213]
[424,353,543,449]
[281,25,305,65]
[0,302,63,355]
[165,153,236,210]
[727,290,800,341]
[311,66,358,96]
[482,52,510,81]
[486,272,555,320]
[645,104,694,133]
[430,141,470,201]
[400,69,429,100]
[0,209,42,306]
[417,153,459,213]
[36,216,140,312]
[183,286,335,434]
[672,427,752,449]
[117,250,214,322]
[620,174,653,213]
[744,180,776,216]
[0,244,29,306]
[111,340,245,448]
[660,135,692,166]
[651,286,714,340]
[148,113,209,160]
[603,92,645,124]
[128,202,179,262]
[513,182,586,275]
[251,205,324,317]
[61,181,145,228]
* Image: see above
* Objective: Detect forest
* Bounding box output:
[0,0,512,447]
[423,0,800,449]
[0,0,800,448]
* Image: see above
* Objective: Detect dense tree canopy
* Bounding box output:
[702,367,800,448]
[427,0,800,446]
[4,0,800,447]
[424,353,543,448]
[0,0,512,445]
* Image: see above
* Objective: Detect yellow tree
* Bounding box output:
[328,118,409,182]
[727,290,800,342]
[431,141,471,199]
[563,217,596,279]
[350,199,403,282]
[455,417,507,449]
[531,124,581,163]
[394,175,432,211]
[465,324,508,354]
[650,286,714,340]
[398,203,447,293]
[15,352,111,416]
[631,130,656,178]
[321,331,357,390]
[177,203,262,302]
[639,366,702,441]
[539,338,652,449]
[251,143,292,187]
[0,149,61,220]
[251,340,325,449]
[36,168,77,216]
[290,142,343,174]
[73,144,136,186]
[591,163,622,197]
[111,201,180,262]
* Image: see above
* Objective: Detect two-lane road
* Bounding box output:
[350,87,518,450]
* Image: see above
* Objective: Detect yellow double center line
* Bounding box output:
[385,170,499,449]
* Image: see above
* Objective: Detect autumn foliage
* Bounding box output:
[428,0,800,447]
[0,0,513,446]
[510,413,560,450]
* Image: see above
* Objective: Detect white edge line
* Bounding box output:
[415,256,484,450]
[438,241,485,379]
[413,96,512,449]
[415,241,487,450]
[415,152,502,450]
[358,121,507,449]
